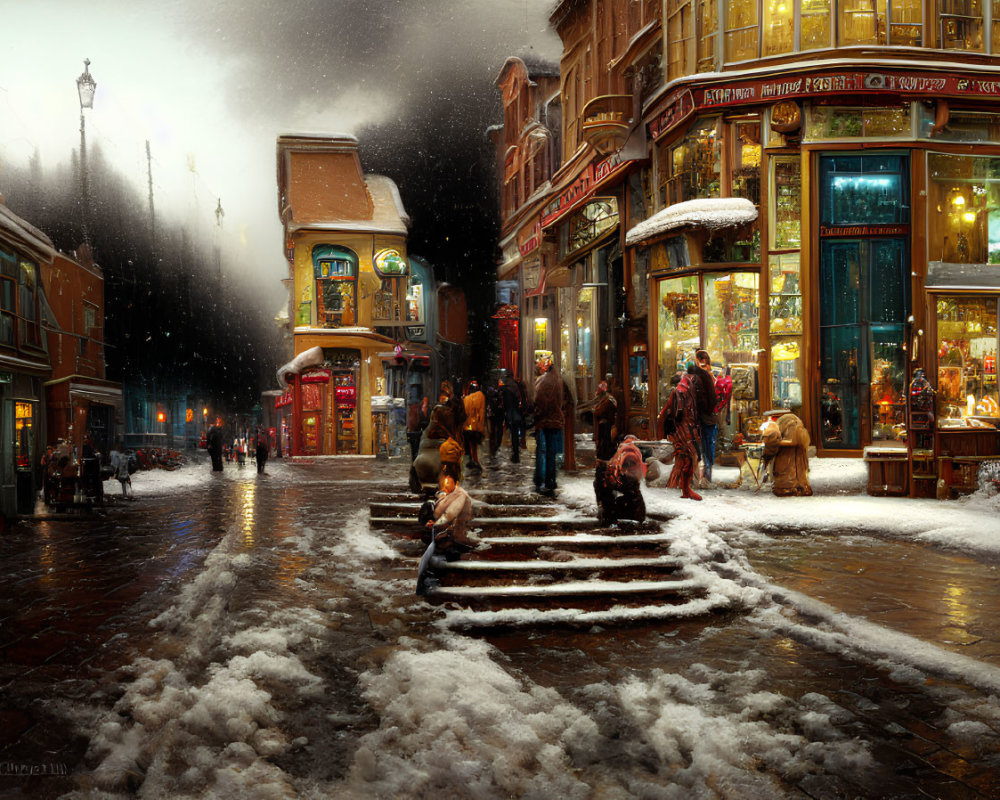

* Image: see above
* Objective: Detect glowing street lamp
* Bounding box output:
[76,59,97,245]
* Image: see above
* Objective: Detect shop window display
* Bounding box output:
[937,0,984,51]
[919,109,1000,143]
[771,155,801,250]
[312,246,358,329]
[820,153,910,226]
[935,296,999,426]
[927,152,1000,264]
[805,105,911,141]
[657,275,701,412]
[769,254,804,413]
[660,117,721,205]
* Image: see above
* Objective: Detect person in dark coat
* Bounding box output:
[207,425,224,472]
[532,358,565,496]
[592,381,618,461]
[485,377,505,459]
[500,375,525,463]
[255,428,268,474]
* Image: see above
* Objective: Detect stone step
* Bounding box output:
[424,577,705,612]
[432,554,683,587]
[370,515,604,536]
[369,501,561,519]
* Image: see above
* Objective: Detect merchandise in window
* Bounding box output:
[804,105,911,141]
[771,156,801,249]
[935,296,999,427]
[657,275,701,412]
[938,0,983,51]
[660,117,721,206]
[927,152,1000,264]
[312,245,358,329]
[704,271,759,366]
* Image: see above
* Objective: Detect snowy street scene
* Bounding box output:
[1,448,999,799]
[6,0,1000,797]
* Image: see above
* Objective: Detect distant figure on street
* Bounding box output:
[499,374,525,463]
[109,443,132,499]
[207,425,224,472]
[255,429,268,474]
[485,376,505,459]
[462,380,486,472]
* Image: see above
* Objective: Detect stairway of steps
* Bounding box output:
[369,489,727,628]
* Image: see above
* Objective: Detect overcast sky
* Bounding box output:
[0,0,560,290]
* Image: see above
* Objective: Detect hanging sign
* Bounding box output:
[373,249,408,277]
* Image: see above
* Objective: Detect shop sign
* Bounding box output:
[523,256,542,290]
[335,385,356,406]
[652,68,1000,140]
[373,248,408,277]
[542,153,635,228]
[649,88,696,140]
[518,220,541,256]
[302,369,332,384]
[820,223,909,237]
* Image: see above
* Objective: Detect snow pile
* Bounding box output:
[341,635,600,799]
[609,665,873,796]
[626,197,757,245]
[66,515,327,798]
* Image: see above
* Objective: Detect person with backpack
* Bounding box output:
[658,364,703,500]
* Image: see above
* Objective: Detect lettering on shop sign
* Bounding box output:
[649,88,695,139]
[541,153,635,228]
[518,220,541,256]
[820,224,909,237]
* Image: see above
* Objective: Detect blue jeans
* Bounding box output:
[701,424,718,480]
[534,428,560,490]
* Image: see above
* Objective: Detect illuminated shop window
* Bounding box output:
[927,152,1000,264]
[405,275,424,324]
[15,401,32,469]
[312,245,358,328]
[935,296,999,426]
[938,0,983,51]
[763,0,795,55]
[696,0,719,70]
[657,275,701,411]
[804,105,912,141]
[659,117,721,206]
[725,0,760,60]
[666,0,694,80]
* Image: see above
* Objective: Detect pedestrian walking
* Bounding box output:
[462,380,486,471]
[693,349,718,487]
[255,429,268,474]
[658,365,703,501]
[485,376,505,459]
[406,393,429,463]
[207,425,224,472]
[109,443,132,499]
[500,375,525,463]
[532,357,565,496]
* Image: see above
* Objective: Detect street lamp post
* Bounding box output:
[76,58,97,246]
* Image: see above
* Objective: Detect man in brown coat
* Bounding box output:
[533,359,565,496]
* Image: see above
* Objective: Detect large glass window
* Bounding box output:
[935,296,999,425]
[725,0,760,60]
[659,117,721,206]
[666,0,694,80]
[704,271,760,366]
[820,153,910,226]
[18,260,39,348]
[313,246,358,328]
[763,0,795,55]
[696,0,719,70]
[805,105,912,141]
[927,153,1000,264]
[801,0,833,49]
[938,0,984,51]
[657,275,701,411]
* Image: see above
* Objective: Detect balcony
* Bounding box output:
[580,95,633,154]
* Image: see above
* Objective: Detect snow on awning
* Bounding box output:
[625,198,758,246]
[276,345,324,386]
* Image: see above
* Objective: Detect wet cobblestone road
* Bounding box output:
[0,450,999,798]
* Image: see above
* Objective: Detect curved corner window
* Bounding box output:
[312,245,358,329]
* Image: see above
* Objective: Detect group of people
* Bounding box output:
[41,436,135,504]
[206,426,269,474]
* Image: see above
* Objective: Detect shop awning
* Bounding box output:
[926,261,1000,290]
[625,198,758,246]
[276,345,324,386]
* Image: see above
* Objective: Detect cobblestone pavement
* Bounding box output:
[0,448,997,798]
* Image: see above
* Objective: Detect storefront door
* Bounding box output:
[819,238,909,449]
